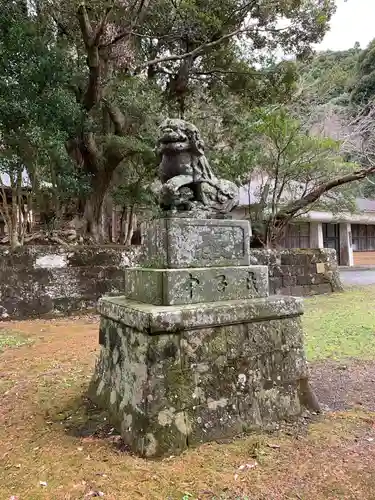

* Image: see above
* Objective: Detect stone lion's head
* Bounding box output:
[157,118,205,156]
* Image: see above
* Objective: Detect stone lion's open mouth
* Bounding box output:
[159,129,188,144]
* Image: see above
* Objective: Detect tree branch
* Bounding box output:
[192,68,258,76]
[94,4,115,45]
[137,23,289,71]
[278,166,375,220]
[138,28,245,70]
[99,0,151,49]
[102,99,127,135]
[99,28,133,48]
[77,4,104,110]
[51,14,75,42]
[79,133,100,176]
[77,4,94,47]
[0,185,10,220]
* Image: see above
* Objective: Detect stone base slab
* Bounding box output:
[98,294,303,334]
[90,295,319,458]
[124,265,269,306]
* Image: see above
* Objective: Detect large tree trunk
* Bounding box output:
[124,205,136,246]
[118,206,127,244]
[9,225,21,249]
[10,187,21,249]
[83,168,116,243]
[84,192,104,243]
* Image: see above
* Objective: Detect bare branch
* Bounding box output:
[99,0,151,49]
[99,28,133,48]
[192,68,259,76]
[94,4,115,45]
[138,22,290,71]
[77,4,94,47]
[278,166,375,221]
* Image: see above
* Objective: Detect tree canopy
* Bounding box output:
[6,0,375,248]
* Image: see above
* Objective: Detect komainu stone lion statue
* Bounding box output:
[157,118,239,216]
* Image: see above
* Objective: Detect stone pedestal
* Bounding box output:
[89,218,319,458]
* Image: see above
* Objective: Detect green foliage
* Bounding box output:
[297,47,361,106]
[141,0,335,113]
[209,105,359,245]
[212,105,354,185]
[108,78,162,210]
[0,0,340,241]
[111,165,158,210]
[351,70,375,106]
[0,0,81,201]
[351,38,375,105]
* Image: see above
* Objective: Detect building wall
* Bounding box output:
[353,251,375,266]
[351,223,375,265]
[232,205,375,266]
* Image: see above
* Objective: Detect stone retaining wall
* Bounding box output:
[0,246,139,320]
[250,248,343,296]
[0,246,342,320]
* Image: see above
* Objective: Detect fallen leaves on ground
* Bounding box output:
[0,314,375,499]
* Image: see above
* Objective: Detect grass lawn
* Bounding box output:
[0,328,31,352]
[0,287,375,499]
[303,285,375,362]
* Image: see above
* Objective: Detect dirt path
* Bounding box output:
[310,360,375,412]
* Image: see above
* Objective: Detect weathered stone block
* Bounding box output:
[282,275,297,287]
[89,295,318,458]
[248,248,343,296]
[0,246,140,320]
[124,265,268,305]
[140,218,250,268]
[180,327,228,366]
[98,295,304,333]
[310,283,333,295]
[186,401,245,444]
[269,277,283,294]
[290,286,306,296]
[296,274,312,286]
[273,265,292,278]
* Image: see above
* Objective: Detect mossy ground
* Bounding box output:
[1,287,375,499]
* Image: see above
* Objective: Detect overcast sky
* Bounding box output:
[317,0,374,51]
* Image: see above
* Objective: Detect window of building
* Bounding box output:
[282,222,310,249]
[352,224,375,251]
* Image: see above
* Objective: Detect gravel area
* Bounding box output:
[310,359,375,412]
